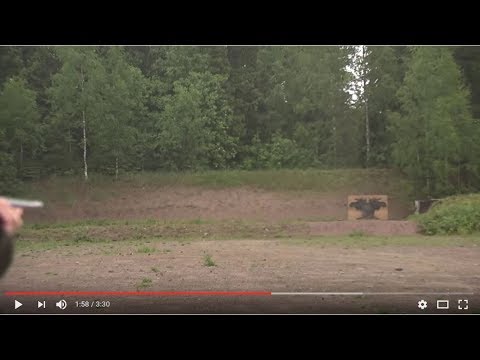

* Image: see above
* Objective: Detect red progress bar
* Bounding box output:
[4,291,272,297]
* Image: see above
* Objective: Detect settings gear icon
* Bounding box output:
[417,299,428,310]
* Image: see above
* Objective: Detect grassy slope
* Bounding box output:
[14,218,480,252]
[13,168,448,249]
[17,168,413,204]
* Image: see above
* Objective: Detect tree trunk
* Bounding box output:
[458,164,461,189]
[115,155,119,180]
[365,97,370,167]
[426,168,430,195]
[68,128,72,154]
[427,177,430,195]
[445,156,448,189]
[362,46,370,168]
[416,148,421,197]
[80,66,88,181]
[82,109,88,181]
[425,115,430,195]
[19,142,23,171]
[332,120,337,168]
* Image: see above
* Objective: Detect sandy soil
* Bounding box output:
[24,187,413,223]
[3,187,476,314]
[1,239,478,314]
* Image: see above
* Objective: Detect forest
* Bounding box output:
[1,45,480,198]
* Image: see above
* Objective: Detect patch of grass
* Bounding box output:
[14,231,480,265]
[74,233,95,243]
[16,239,62,252]
[192,218,207,224]
[203,254,216,267]
[15,209,480,256]
[414,194,480,235]
[282,234,480,248]
[18,168,412,200]
[174,168,410,194]
[349,230,366,238]
[136,278,153,290]
[151,267,159,273]
[137,246,156,254]
[26,218,152,230]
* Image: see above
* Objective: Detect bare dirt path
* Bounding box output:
[2,239,478,313]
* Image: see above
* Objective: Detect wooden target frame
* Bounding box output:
[347,195,388,220]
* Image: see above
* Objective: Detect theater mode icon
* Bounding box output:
[436,300,449,310]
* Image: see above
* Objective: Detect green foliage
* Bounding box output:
[0,148,18,194]
[0,45,479,201]
[0,76,42,177]
[0,47,23,85]
[389,47,480,197]
[264,133,299,169]
[416,194,480,235]
[47,47,107,178]
[242,132,311,169]
[266,47,354,167]
[20,47,61,118]
[454,46,480,119]
[356,46,406,166]
[90,47,148,176]
[153,71,237,170]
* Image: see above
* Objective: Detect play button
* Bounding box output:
[14,300,23,310]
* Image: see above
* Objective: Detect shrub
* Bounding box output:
[416,194,480,235]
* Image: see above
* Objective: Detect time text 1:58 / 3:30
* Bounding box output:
[75,300,111,308]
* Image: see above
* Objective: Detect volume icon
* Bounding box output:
[56,299,67,310]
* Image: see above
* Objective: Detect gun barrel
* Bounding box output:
[4,197,44,208]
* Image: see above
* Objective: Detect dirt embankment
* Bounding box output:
[308,220,419,236]
[24,187,414,224]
